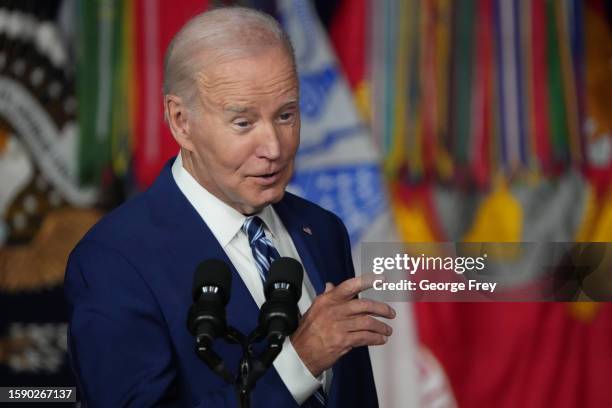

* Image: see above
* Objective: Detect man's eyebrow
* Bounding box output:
[278,99,299,110]
[224,105,251,113]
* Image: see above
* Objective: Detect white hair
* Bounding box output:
[163,6,296,106]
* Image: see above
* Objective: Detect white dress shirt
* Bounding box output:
[172,153,330,404]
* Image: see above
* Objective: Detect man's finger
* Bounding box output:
[324,282,335,293]
[345,298,396,319]
[343,315,393,336]
[330,275,375,301]
[346,331,388,349]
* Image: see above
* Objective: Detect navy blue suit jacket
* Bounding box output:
[64,160,378,407]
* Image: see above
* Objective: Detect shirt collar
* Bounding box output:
[172,153,278,247]
[257,206,278,239]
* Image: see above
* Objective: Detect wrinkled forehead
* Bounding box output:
[195,47,299,108]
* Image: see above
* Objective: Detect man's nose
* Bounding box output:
[255,122,281,160]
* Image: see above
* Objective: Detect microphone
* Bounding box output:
[258,257,304,342]
[187,259,232,348]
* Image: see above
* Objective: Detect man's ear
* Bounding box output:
[165,94,195,151]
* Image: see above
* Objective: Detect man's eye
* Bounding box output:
[278,112,293,122]
[234,120,250,128]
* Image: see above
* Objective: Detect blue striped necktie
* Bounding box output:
[242,216,281,281]
[242,216,327,407]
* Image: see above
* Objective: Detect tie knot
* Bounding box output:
[243,216,265,244]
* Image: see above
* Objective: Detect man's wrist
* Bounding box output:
[272,337,324,405]
[289,333,323,378]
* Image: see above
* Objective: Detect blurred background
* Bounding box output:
[0,0,611,406]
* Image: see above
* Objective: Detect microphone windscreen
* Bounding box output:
[192,259,232,304]
[267,257,303,300]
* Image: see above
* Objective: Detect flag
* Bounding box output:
[0,0,98,389]
[416,302,612,407]
[582,1,612,195]
[277,1,418,406]
[77,0,134,191]
[328,0,370,121]
[133,0,208,189]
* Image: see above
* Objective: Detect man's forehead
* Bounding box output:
[199,70,298,93]
[222,97,299,114]
[196,47,296,85]
[192,47,299,111]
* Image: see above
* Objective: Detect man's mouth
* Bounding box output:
[251,169,283,185]
[260,171,278,178]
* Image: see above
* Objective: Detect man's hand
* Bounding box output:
[290,275,396,377]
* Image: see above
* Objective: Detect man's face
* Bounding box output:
[185,47,300,214]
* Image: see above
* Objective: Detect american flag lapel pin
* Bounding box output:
[302,226,312,235]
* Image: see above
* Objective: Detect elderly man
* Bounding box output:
[65,7,394,407]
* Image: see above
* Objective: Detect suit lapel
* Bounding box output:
[276,197,346,403]
[273,199,326,295]
[147,160,260,334]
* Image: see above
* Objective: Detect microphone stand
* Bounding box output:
[194,326,286,408]
[235,328,286,408]
[194,327,241,385]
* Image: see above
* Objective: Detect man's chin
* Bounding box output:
[259,187,286,206]
[236,188,286,215]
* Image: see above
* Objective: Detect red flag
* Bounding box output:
[133,0,208,189]
[470,0,494,187]
[329,0,367,90]
[416,302,612,407]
